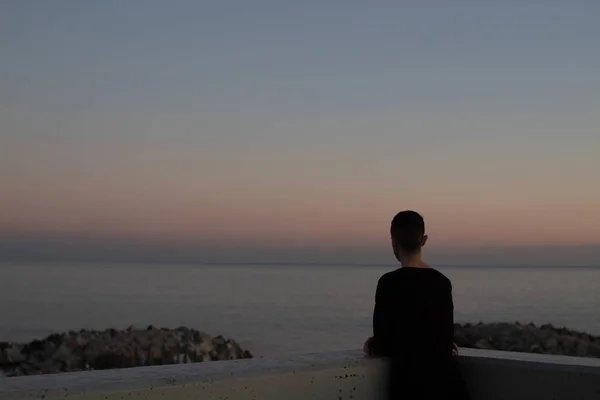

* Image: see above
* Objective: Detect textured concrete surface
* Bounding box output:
[1,349,599,400]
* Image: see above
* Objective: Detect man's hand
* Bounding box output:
[363,336,376,356]
[452,343,459,356]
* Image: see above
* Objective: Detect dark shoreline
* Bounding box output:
[455,322,600,358]
[2,322,599,377]
[0,326,252,377]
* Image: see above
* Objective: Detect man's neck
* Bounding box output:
[399,253,429,269]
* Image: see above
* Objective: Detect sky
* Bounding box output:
[2,1,600,264]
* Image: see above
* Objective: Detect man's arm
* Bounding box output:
[441,281,456,356]
[370,276,390,357]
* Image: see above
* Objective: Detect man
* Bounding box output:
[363,210,469,400]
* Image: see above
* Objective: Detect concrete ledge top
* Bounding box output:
[1,348,599,394]
[461,348,600,367]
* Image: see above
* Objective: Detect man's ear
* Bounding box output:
[422,234,428,247]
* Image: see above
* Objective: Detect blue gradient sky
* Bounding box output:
[2,1,600,261]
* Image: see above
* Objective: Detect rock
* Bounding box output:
[5,345,26,363]
[561,336,578,353]
[587,344,600,357]
[544,337,558,351]
[454,333,469,347]
[577,339,589,357]
[94,350,133,370]
[455,322,600,359]
[212,335,228,360]
[75,334,88,348]
[1,326,252,377]
[530,344,543,353]
[474,339,493,350]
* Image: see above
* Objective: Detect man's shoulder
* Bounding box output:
[430,267,451,280]
[375,269,401,292]
[378,269,398,280]
[429,268,453,289]
[382,267,452,288]
[377,267,451,280]
[377,268,402,283]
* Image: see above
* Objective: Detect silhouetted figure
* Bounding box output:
[364,211,469,400]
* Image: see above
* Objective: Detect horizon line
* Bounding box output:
[1,260,598,269]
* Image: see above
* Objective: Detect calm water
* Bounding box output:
[0,263,599,357]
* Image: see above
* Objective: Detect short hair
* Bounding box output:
[390,210,425,254]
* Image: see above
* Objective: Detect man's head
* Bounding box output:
[390,210,427,260]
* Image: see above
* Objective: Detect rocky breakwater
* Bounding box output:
[0,325,252,377]
[455,322,600,358]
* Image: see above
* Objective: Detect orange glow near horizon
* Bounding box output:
[3,78,600,252]
[3,144,600,249]
[3,124,600,249]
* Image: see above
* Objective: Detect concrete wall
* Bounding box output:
[1,349,599,400]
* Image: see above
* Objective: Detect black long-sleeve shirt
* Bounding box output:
[372,267,469,399]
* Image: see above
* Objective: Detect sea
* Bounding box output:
[0,263,599,357]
